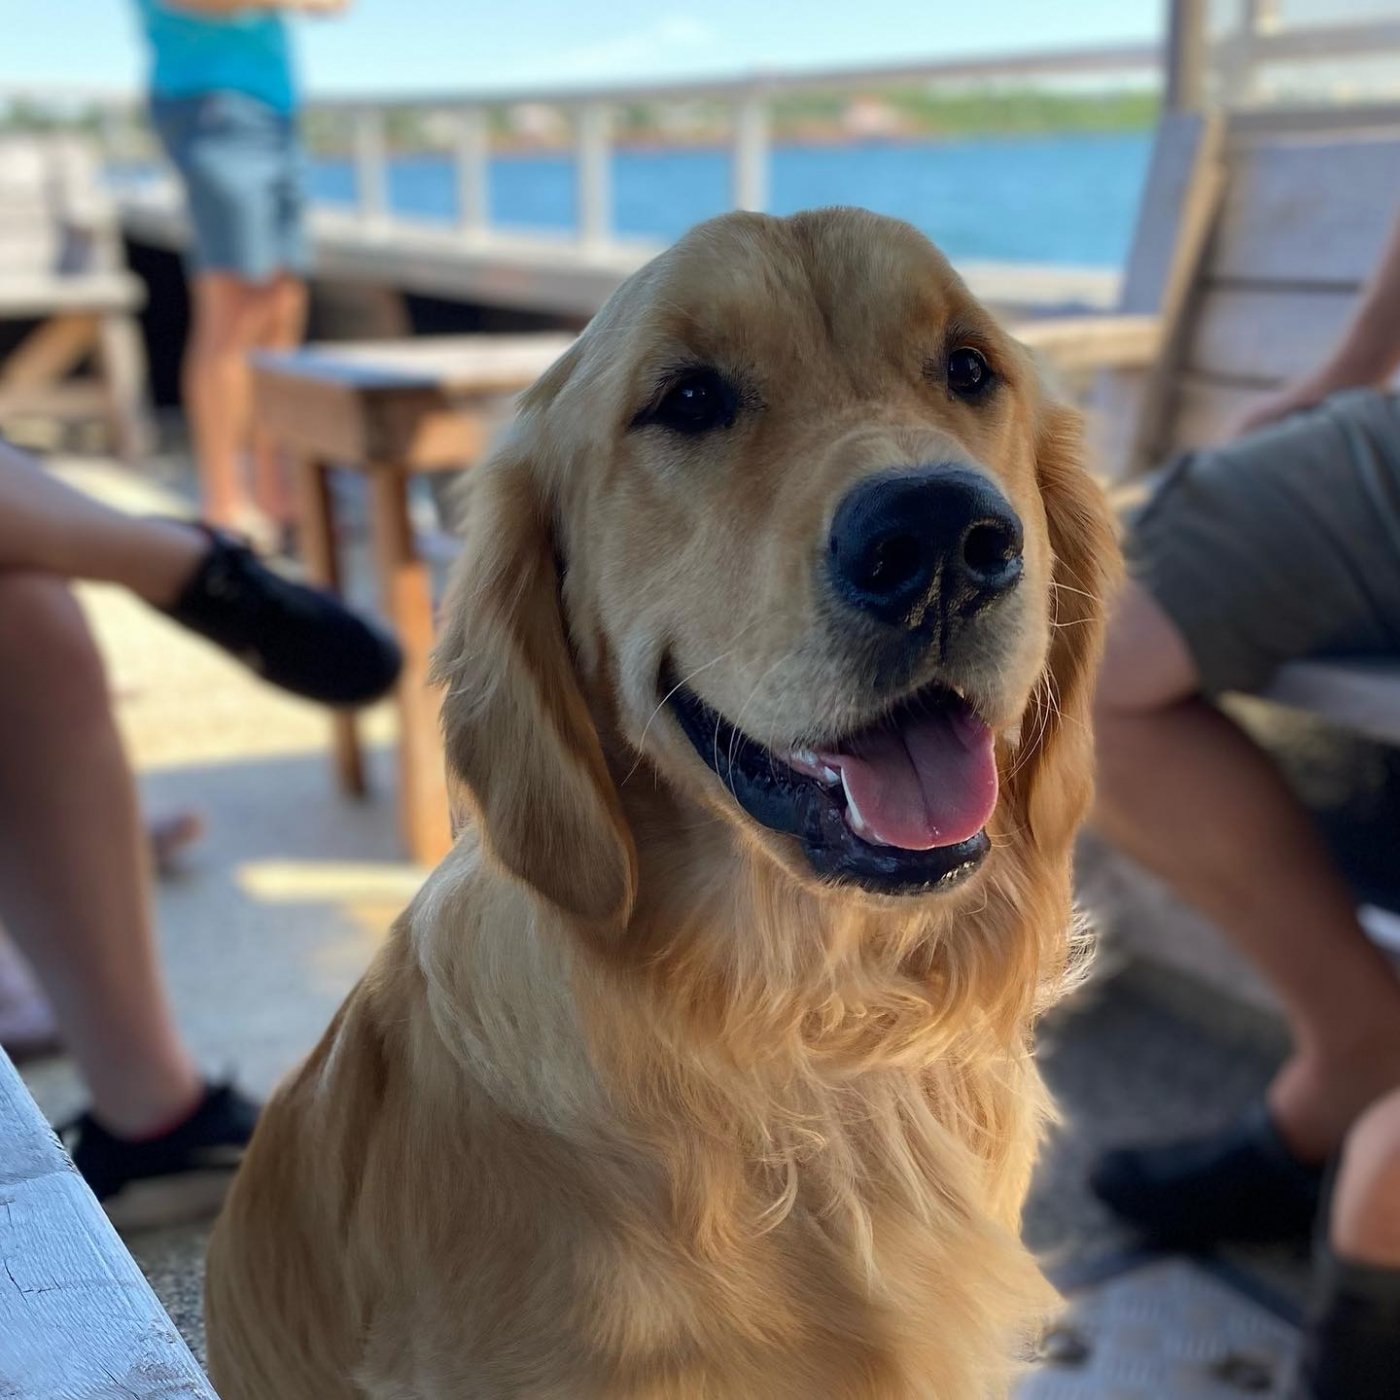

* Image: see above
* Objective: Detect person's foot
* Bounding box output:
[1293,1246,1400,1399]
[148,808,206,877]
[1089,1101,1325,1250]
[62,1081,260,1231]
[162,525,402,707]
[1269,1047,1400,1166]
[0,931,60,1062]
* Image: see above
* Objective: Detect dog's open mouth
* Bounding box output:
[664,669,995,895]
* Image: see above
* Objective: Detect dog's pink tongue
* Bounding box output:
[820,709,997,851]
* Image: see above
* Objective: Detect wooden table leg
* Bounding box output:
[295,455,367,798]
[368,467,453,865]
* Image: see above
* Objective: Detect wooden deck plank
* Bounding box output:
[255,333,574,395]
[0,273,145,319]
[1185,285,1360,386]
[1210,134,1400,286]
[0,1051,217,1399]
[1014,314,1160,370]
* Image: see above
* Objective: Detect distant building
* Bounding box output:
[841,97,905,139]
[507,103,569,145]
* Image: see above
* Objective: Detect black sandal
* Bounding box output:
[163,524,402,707]
[63,1081,261,1231]
[1294,1244,1400,1399]
[1089,1100,1325,1249]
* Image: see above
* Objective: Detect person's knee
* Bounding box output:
[1094,579,1200,720]
[0,574,109,719]
[1332,1086,1400,1260]
[1345,1087,1400,1182]
[190,277,271,356]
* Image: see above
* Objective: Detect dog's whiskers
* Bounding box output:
[621,622,762,789]
[724,647,801,797]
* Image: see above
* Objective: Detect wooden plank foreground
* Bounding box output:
[0,1051,216,1399]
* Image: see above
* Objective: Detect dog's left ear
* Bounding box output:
[1006,401,1121,856]
[431,443,637,930]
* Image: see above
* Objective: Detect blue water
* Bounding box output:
[305,131,1152,267]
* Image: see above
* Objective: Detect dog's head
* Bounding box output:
[434,209,1116,933]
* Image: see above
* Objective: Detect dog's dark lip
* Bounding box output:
[661,664,990,896]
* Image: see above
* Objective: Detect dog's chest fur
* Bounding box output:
[347,965,1044,1400]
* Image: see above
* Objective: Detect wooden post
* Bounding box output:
[368,468,453,865]
[1221,0,1280,105]
[354,107,389,226]
[732,91,770,212]
[1165,0,1209,112]
[453,106,490,240]
[296,456,367,798]
[575,102,612,250]
[96,312,153,464]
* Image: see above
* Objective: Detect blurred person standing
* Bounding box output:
[133,0,347,536]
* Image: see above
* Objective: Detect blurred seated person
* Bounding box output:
[0,438,398,1225]
[133,0,347,537]
[1090,209,1400,1399]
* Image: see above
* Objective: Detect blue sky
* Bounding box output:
[4,1,1165,98]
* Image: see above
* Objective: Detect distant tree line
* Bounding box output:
[4,86,1160,154]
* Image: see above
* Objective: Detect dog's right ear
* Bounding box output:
[430,443,636,929]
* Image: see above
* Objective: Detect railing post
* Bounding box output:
[732,90,769,212]
[99,104,124,166]
[1222,0,1281,104]
[575,102,612,249]
[1165,0,1209,112]
[452,106,489,239]
[353,107,389,227]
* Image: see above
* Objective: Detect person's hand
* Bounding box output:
[1229,378,1334,439]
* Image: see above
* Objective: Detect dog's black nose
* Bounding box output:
[827,467,1023,629]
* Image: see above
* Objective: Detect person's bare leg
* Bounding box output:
[1332,1086,1400,1266]
[1292,1085,1400,1399]
[0,439,206,605]
[0,925,59,1057]
[1095,581,1400,1161]
[0,573,201,1135]
[184,273,267,529]
[248,274,307,527]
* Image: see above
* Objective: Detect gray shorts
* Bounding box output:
[151,92,309,283]
[1128,388,1400,697]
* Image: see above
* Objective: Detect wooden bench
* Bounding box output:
[0,136,152,462]
[0,1049,216,1397]
[252,333,577,865]
[1024,104,1400,742]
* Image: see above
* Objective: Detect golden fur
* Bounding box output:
[205,208,1119,1399]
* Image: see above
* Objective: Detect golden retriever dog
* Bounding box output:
[206,207,1118,1400]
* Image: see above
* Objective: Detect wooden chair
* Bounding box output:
[0,136,152,462]
[1020,104,1400,746]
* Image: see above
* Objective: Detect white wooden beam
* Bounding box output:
[575,102,612,250]
[732,91,769,213]
[0,1051,216,1397]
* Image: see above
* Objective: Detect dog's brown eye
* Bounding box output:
[639,368,738,436]
[947,347,993,399]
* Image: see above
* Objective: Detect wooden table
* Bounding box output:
[252,334,576,864]
[0,1049,216,1397]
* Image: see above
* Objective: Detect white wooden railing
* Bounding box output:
[320,41,1161,249]
[6,4,1400,263]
